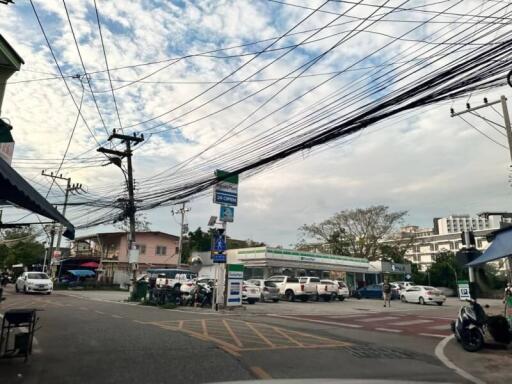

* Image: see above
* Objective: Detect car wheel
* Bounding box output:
[47,291,52,295]
[15,284,19,293]
[419,297,425,305]
[338,295,345,302]
[23,286,27,294]
[285,290,295,302]
[330,293,337,302]
[401,295,407,303]
[300,296,308,302]
[437,301,443,306]
[272,299,279,303]
[248,299,256,304]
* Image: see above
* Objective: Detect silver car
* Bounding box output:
[248,279,280,302]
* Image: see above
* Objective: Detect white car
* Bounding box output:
[242,281,260,304]
[16,272,53,294]
[400,285,446,305]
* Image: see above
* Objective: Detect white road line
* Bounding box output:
[420,333,448,338]
[394,319,433,326]
[435,335,486,384]
[268,314,363,328]
[358,316,399,322]
[375,327,402,333]
[428,324,450,330]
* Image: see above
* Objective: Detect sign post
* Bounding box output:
[457,280,471,300]
[226,264,243,307]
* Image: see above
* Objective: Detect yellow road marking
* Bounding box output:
[250,366,272,380]
[245,322,275,348]
[218,345,241,357]
[272,326,305,347]
[111,314,122,319]
[178,320,184,329]
[222,319,244,348]
[95,310,105,315]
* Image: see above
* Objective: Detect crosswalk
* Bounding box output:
[270,312,453,339]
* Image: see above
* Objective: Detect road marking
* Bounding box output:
[375,327,402,333]
[250,366,272,380]
[246,322,275,348]
[428,324,450,330]
[201,319,208,337]
[394,319,433,326]
[268,314,363,328]
[358,316,399,322]
[222,319,243,348]
[272,326,304,347]
[435,335,485,384]
[420,333,448,338]
[218,344,241,357]
[79,307,88,311]
[111,314,122,319]
[95,310,105,315]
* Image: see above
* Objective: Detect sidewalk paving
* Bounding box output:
[57,289,130,303]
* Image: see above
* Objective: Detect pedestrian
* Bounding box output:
[503,282,512,304]
[383,279,392,308]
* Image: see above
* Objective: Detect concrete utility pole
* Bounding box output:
[98,130,144,292]
[41,171,83,275]
[172,202,190,264]
[451,96,512,281]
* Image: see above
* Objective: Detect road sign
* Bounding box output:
[214,234,226,252]
[220,206,234,222]
[226,264,243,306]
[212,253,226,263]
[213,170,238,206]
[457,280,471,300]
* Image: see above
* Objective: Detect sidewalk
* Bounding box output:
[57,289,130,303]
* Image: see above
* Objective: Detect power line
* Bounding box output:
[457,115,509,149]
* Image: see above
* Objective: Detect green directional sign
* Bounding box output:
[215,170,239,184]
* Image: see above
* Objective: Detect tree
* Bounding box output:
[378,233,417,264]
[424,251,468,290]
[299,205,407,260]
[0,228,45,269]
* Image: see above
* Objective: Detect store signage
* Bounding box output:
[213,170,238,206]
[226,264,243,306]
[457,280,471,300]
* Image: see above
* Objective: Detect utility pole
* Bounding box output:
[98,130,144,294]
[41,171,83,276]
[451,96,512,281]
[172,202,190,264]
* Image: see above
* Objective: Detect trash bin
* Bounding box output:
[130,281,148,301]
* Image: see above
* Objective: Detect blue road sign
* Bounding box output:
[220,206,234,222]
[214,234,226,252]
[212,253,226,263]
[214,190,237,206]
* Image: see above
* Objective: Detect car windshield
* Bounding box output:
[27,273,49,279]
[2,4,498,382]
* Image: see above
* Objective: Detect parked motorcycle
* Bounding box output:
[451,298,511,352]
[196,282,213,308]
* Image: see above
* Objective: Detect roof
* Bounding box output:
[0,156,74,239]
[467,226,512,266]
[0,33,24,69]
[74,231,179,241]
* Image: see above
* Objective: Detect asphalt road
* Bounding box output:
[0,288,474,384]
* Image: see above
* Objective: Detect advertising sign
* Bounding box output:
[457,280,471,300]
[213,170,238,206]
[226,264,243,306]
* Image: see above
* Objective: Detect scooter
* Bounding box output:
[451,298,511,352]
[451,299,487,352]
[196,282,212,308]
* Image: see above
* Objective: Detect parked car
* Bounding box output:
[317,280,339,301]
[334,280,350,301]
[357,284,399,300]
[400,285,446,305]
[267,275,317,302]
[393,281,415,292]
[247,279,280,302]
[16,272,53,294]
[242,281,260,304]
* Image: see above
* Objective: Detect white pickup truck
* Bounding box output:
[317,279,339,302]
[267,275,318,302]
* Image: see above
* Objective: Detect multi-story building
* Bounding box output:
[71,231,180,285]
[385,212,512,271]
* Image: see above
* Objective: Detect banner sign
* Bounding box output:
[226,264,243,306]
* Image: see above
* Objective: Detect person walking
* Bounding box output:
[383,279,392,308]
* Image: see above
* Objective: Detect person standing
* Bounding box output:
[503,282,512,303]
[383,279,392,308]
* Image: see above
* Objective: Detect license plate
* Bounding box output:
[250,289,257,294]
[434,292,439,296]
[38,285,46,288]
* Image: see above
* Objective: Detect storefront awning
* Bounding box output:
[67,270,95,277]
[0,157,75,239]
[467,226,512,266]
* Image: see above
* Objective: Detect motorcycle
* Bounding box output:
[451,298,511,352]
[195,282,213,308]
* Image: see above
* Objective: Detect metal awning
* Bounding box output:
[0,157,75,239]
[467,226,512,266]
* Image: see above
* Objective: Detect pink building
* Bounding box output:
[72,231,181,285]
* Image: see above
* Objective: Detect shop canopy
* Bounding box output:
[467,226,512,266]
[79,261,99,268]
[67,270,95,277]
[0,157,75,239]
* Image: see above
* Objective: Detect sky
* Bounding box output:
[2,0,512,248]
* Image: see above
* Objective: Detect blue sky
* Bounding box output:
[2,0,512,247]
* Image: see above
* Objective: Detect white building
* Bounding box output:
[386,212,512,271]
